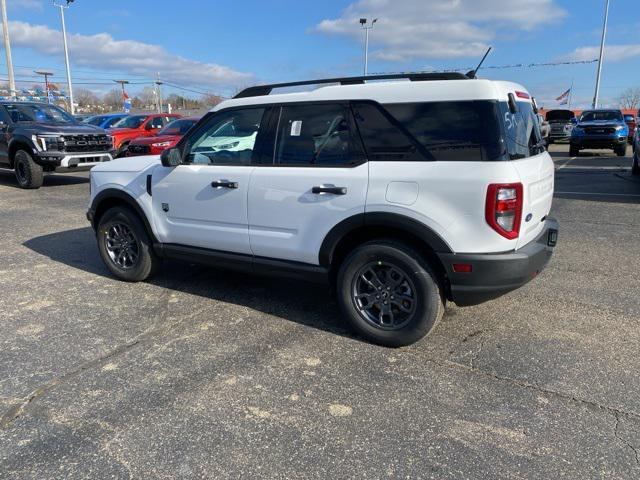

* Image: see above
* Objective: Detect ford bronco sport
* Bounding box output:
[87,73,559,347]
[0,101,113,189]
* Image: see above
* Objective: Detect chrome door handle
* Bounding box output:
[211,180,238,189]
[312,185,347,195]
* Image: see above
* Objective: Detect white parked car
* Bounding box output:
[87,73,558,347]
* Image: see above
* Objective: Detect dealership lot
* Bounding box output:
[0,145,639,478]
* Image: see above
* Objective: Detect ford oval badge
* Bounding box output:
[525,213,533,222]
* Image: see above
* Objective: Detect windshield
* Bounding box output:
[85,115,107,126]
[624,115,634,122]
[580,111,623,122]
[4,103,76,124]
[158,118,197,136]
[113,115,146,129]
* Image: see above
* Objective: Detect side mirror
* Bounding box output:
[161,147,182,167]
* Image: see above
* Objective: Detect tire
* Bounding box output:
[96,206,159,282]
[632,154,640,176]
[336,240,445,347]
[116,142,129,158]
[615,145,626,157]
[569,145,579,157]
[13,149,44,189]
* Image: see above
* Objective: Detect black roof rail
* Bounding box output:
[233,72,470,99]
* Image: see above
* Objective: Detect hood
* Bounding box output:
[109,127,143,136]
[578,119,624,127]
[15,122,106,135]
[92,154,160,173]
[130,134,180,146]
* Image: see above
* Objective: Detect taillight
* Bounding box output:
[485,183,523,240]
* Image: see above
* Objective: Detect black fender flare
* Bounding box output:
[89,188,158,243]
[8,135,37,166]
[319,212,453,267]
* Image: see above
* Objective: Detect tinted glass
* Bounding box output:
[3,103,76,124]
[184,108,265,165]
[624,115,634,122]
[352,102,424,162]
[103,116,125,128]
[85,115,106,126]
[499,101,544,159]
[0,106,10,124]
[384,101,505,161]
[274,104,357,166]
[580,110,623,122]
[159,119,197,136]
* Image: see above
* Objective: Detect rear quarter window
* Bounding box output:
[354,101,507,162]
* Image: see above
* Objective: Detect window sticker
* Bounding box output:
[290,120,302,136]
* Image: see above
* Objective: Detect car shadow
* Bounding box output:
[23,227,356,342]
[0,170,89,188]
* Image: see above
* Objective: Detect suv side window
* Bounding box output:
[384,101,506,161]
[352,102,426,162]
[274,103,361,166]
[149,116,164,129]
[0,106,11,125]
[183,107,266,166]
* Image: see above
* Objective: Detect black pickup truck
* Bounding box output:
[0,101,114,189]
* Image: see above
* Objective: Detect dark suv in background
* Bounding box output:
[546,109,575,143]
[0,102,113,189]
[569,109,628,157]
[624,114,637,144]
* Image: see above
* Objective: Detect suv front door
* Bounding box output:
[248,102,369,265]
[151,107,269,254]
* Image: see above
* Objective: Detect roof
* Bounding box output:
[214,78,529,112]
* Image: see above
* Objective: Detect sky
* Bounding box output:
[0,0,638,109]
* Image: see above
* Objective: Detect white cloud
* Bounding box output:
[561,44,640,63]
[8,0,43,11]
[1,21,253,89]
[315,0,566,62]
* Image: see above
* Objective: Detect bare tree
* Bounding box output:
[201,93,223,107]
[619,87,640,110]
[103,88,123,110]
[74,88,99,108]
[138,86,158,109]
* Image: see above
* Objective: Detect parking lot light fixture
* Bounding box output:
[360,18,377,76]
[53,0,75,114]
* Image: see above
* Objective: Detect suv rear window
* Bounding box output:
[499,101,544,159]
[354,101,505,162]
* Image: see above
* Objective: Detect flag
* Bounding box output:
[122,90,132,113]
[556,88,571,105]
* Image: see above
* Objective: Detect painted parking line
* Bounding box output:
[557,166,630,171]
[555,156,577,170]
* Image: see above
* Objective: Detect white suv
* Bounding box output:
[87,73,558,347]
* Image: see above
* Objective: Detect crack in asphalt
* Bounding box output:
[0,271,173,430]
[614,412,640,466]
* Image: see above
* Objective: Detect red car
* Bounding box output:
[624,114,637,144]
[109,113,182,156]
[126,117,199,156]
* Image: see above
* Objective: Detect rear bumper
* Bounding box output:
[437,218,559,306]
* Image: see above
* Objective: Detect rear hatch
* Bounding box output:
[512,153,554,249]
[546,109,575,123]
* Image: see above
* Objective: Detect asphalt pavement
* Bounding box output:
[0,144,639,479]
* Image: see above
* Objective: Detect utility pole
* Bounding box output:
[593,0,610,109]
[359,18,377,76]
[54,0,75,114]
[155,73,163,113]
[0,0,16,98]
[34,70,54,103]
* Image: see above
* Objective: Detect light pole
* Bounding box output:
[359,18,377,76]
[34,70,54,103]
[593,0,610,109]
[0,0,16,98]
[53,0,75,114]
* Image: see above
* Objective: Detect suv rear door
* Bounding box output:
[247,102,368,265]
